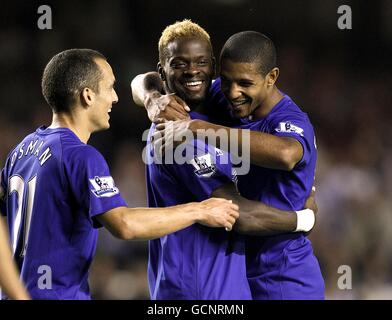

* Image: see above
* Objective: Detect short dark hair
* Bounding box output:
[42,49,106,113]
[220,31,277,76]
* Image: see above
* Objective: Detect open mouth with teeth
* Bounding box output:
[183,80,204,91]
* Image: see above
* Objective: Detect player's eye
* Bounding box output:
[197,60,208,66]
[171,61,187,68]
[238,81,253,88]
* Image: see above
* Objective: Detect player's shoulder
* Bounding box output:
[210,77,220,88]
[43,127,96,155]
[278,94,307,115]
[207,77,224,100]
[10,131,38,153]
[64,142,104,164]
[270,94,312,124]
[264,94,315,139]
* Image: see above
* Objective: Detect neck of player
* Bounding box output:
[49,112,91,144]
[253,86,284,119]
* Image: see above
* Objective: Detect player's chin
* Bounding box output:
[231,106,249,119]
[232,110,245,119]
[186,97,206,110]
[231,102,251,118]
[93,123,110,133]
[184,90,207,105]
[101,121,111,130]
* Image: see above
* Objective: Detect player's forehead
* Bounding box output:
[220,59,261,80]
[166,37,211,61]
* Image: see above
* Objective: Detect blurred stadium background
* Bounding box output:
[1,0,391,299]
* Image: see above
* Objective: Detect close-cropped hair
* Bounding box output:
[220,31,277,76]
[42,48,106,113]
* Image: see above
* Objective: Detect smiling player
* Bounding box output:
[132,20,319,300]
[0,48,239,300]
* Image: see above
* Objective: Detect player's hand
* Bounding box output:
[151,119,195,158]
[195,198,240,231]
[145,92,190,123]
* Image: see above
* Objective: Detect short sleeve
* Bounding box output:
[63,145,127,228]
[269,112,316,167]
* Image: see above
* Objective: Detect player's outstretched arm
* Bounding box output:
[97,198,239,241]
[131,72,189,122]
[0,217,31,300]
[156,120,303,171]
[212,184,316,236]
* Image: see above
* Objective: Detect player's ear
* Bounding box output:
[157,62,166,82]
[80,87,95,107]
[267,67,279,87]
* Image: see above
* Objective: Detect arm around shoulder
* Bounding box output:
[187,121,304,171]
[212,184,298,236]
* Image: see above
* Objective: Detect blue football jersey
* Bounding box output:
[208,80,324,299]
[146,111,251,300]
[0,126,127,299]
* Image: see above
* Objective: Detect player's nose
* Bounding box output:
[112,89,119,104]
[184,63,200,76]
[227,83,242,100]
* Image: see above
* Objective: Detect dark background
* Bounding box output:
[1,0,391,299]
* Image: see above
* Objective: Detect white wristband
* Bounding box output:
[295,209,315,232]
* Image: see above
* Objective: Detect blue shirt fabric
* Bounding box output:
[235,95,323,294]
[208,79,324,299]
[0,127,127,299]
[236,94,317,212]
[146,112,251,300]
